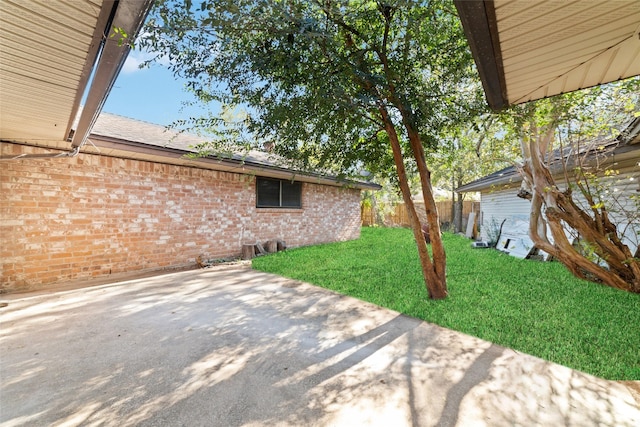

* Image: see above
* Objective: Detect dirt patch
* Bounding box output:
[620,381,640,405]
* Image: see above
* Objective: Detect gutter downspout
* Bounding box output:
[0,0,154,161]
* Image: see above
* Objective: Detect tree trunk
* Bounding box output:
[519,124,640,292]
[451,173,464,233]
[398,111,447,298]
[379,105,448,299]
[451,175,456,231]
[371,192,384,226]
[454,175,464,233]
[454,197,463,234]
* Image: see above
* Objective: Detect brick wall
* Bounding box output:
[0,143,362,292]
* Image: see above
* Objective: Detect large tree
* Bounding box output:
[502,81,640,292]
[141,0,483,299]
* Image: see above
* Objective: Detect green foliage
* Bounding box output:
[140,0,484,179]
[110,26,132,48]
[428,116,518,193]
[499,78,640,148]
[253,227,640,380]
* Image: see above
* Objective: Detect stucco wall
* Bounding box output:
[1,143,362,293]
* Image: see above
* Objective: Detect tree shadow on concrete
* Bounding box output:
[1,267,638,426]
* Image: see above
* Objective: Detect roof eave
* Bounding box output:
[88,135,381,191]
[456,175,521,193]
[619,116,640,145]
[71,0,154,149]
[457,140,640,193]
[454,0,507,111]
[63,1,117,141]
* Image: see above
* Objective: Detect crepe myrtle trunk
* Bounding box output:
[398,104,447,290]
[379,105,448,299]
[518,130,640,293]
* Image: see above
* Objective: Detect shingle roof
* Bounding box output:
[455,165,521,193]
[88,112,381,190]
[91,112,276,167]
[456,116,640,193]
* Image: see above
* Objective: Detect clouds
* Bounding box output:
[122,52,146,74]
[121,50,170,74]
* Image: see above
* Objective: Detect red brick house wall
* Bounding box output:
[0,143,362,292]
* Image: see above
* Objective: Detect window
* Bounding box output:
[256,177,302,208]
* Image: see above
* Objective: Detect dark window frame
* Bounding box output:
[256,177,302,208]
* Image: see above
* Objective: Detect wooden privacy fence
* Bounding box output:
[385,203,411,226]
[360,204,377,227]
[362,200,480,230]
[435,201,481,228]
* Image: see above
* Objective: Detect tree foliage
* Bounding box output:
[141,0,484,299]
[428,116,519,231]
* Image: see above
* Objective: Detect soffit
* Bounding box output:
[456,0,640,110]
[0,0,106,143]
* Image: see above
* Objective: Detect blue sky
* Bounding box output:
[103,51,211,126]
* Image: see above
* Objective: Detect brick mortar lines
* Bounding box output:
[1,144,362,292]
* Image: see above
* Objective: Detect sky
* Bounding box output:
[102,51,212,126]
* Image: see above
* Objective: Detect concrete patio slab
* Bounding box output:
[1,266,638,426]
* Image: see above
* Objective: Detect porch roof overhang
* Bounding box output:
[455,0,640,110]
[0,0,153,150]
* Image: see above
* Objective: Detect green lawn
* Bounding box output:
[252,227,640,380]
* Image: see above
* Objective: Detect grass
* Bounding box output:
[252,227,640,380]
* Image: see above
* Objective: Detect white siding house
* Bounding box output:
[479,184,536,258]
[457,118,640,260]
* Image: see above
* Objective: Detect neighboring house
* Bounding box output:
[0,113,379,292]
[455,2,640,266]
[454,1,640,259]
[456,118,640,259]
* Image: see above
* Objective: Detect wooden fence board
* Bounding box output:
[362,200,480,229]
